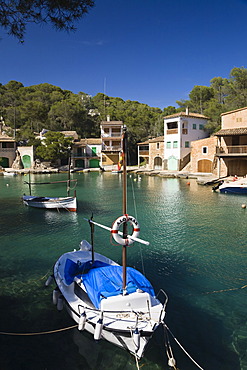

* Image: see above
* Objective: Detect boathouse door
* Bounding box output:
[167,155,178,171]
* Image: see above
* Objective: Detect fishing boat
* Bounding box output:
[50,127,168,359]
[22,153,77,211]
[213,177,247,194]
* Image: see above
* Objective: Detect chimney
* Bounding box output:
[106,115,110,122]
[185,107,189,115]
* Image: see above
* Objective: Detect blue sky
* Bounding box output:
[1,0,247,109]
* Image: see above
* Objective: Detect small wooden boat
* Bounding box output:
[22,151,77,211]
[22,195,77,211]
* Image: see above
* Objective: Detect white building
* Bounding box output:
[164,109,209,171]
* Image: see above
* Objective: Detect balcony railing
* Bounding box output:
[182,128,188,134]
[166,129,178,135]
[102,132,122,137]
[216,145,247,154]
[0,148,16,152]
[138,150,149,155]
[71,153,98,158]
[102,145,121,151]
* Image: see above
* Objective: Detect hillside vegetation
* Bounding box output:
[1,66,247,153]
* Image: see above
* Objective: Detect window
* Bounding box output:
[2,142,14,148]
[202,146,208,154]
[193,124,196,129]
[173,141,178,148]
[167,121,178,129]
[156,142,160,149]
[199,124,204,130]
[185,141,190,148]
[166,141,171,149]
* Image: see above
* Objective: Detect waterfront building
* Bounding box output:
[190,106,247,177]
[163,108,209,171]
[137,136,164,170]
[71,138,102,169]
[100,116,123,169]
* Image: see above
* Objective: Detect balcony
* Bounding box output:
[102,132,122,138]
[139,149,149,155]
[166,129,178,135]
[102,145,121,151]
[0,148,16,152]
[216,145,247,156]
[182,128,188,134]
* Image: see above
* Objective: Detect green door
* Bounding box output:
[167,155,178,171]
[89,159,100,168]
[75,159,85,168]
[0,157,9,168]
[91,147,97,155]
[22,155,31,168]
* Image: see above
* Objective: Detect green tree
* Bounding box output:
[188,85,214,114]
[36,131,72,163]
[0,0,95,41]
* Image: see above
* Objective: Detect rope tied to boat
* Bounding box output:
[0,324,78,336]
[163,323,204,370]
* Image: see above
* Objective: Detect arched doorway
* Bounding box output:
[167,155,178,171]
[154,157,162,170]
[0,157,9,168]
[22,155,31,168]
[197,159,212,173]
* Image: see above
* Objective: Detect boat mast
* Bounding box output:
[67,146,71,196]
[122,126,128,293]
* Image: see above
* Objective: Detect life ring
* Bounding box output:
[111,215,140,245]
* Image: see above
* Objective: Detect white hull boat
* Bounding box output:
[22,195,77,211]
[50,127,168,360]
[53,243,166,359]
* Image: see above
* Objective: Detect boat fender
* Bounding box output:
[52,288,60,305]
[78,311,86,331]
[133,328,140,351]
[111,215,140,245]
[57,295,64,311]
[45,275,53,287]
[168,357,176,367]
[94,312,103,341]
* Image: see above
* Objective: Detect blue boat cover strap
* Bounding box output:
[64,259,155,308]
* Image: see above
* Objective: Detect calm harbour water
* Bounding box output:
[0,172,246,370]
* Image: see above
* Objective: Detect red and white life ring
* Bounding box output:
[111,215,140,245]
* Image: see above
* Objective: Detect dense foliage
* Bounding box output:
[1,66,247,160]
[0,0,94,41]
[176,67,247,133]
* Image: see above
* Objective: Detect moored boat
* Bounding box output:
[213,177,247,194]
[22,195,77,211]
[51,127,168,359]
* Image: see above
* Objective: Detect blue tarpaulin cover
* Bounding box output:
[64,259,155,309]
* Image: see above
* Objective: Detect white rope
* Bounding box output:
[164,323,204,370]
[129,327,140,370]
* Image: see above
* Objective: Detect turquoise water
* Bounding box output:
[0,172,246,370]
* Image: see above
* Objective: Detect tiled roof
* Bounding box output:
[164,112,208,119]
[0,134,15,141]
[75,138,102,145]
[215,128,247,136]
[101,121,123,125]
[221,107,247,116]
[137,136,164,145]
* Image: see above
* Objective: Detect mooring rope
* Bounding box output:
[0,324,78,336]
[163,323,204,370]
[203,284,247,295]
